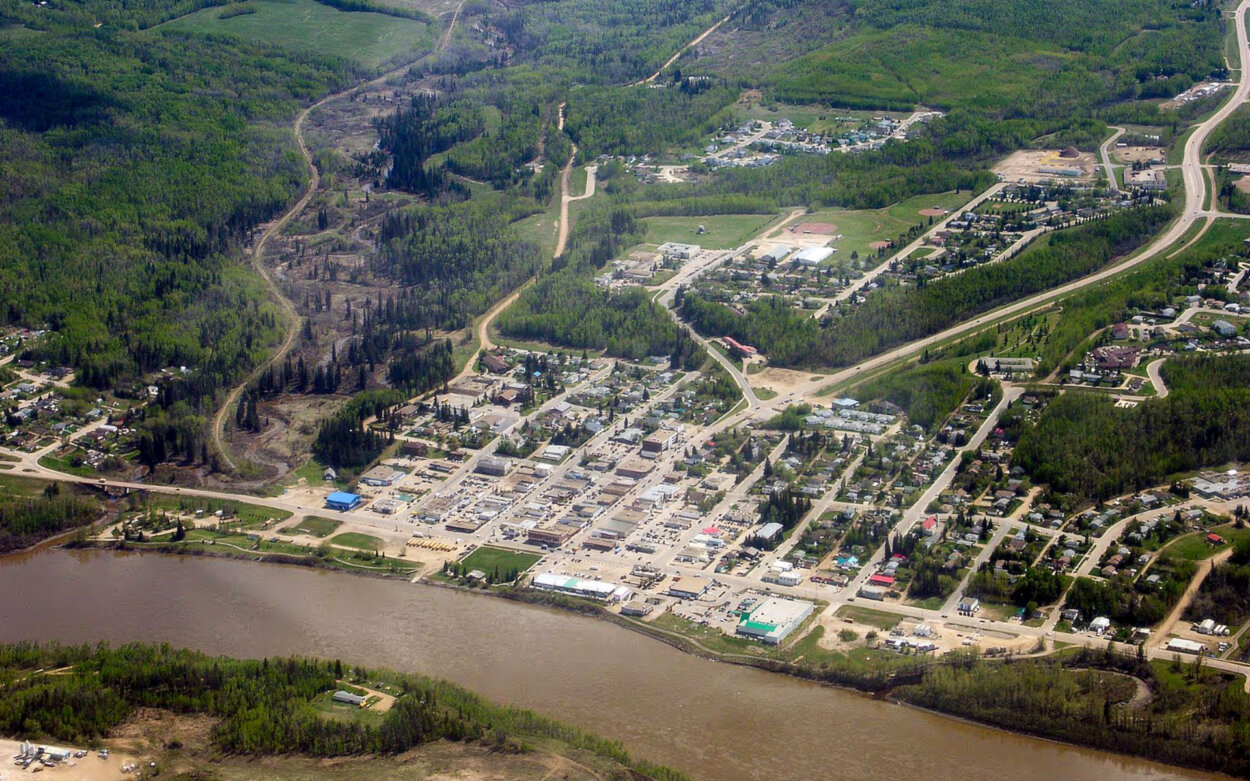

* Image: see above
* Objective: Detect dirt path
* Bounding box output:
[211,6,466,473]
[1151,547,1233,651]
[630,14,731,86]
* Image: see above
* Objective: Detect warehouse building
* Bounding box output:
[532,572,631,601]
[793,246,834,266]
[325,491,363,511]
[735,597,814,644]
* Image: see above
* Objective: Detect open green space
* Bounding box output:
[642,212,787,250]
[834,604,902,630]
[330,531,385,550]
[161,0,436,69]
[285,516,344,538]
[1164,524,1250,561]
[804,191,971,263]
[459,545,543,576]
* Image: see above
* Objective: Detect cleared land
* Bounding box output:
[161,0,436,69]
[642,212,787,250]
[800,191,970,261]
[329,531,384,550]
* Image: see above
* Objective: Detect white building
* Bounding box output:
[735,597,814,644]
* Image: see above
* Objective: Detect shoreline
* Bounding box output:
[18,540,1243,781]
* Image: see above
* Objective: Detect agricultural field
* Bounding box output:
[160,0,436,69]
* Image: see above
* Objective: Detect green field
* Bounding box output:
[161,0,436,69]
[1164,525,1250,561]
[458,545,542,577]
[802,191,971,263]
[642,212,787,250]
[330,531,384,550]
[833,604,901,630]
[285,516,343,538]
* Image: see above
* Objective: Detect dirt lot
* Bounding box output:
[994,149,1098,184]
[1235,175,1250,194]
[0,738,140,781]
[918,208,948,217]
[1112,145,1165,165]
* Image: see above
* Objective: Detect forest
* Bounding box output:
[0,482,103,554]
[1014,355,1250,503]
[0,643,688,781]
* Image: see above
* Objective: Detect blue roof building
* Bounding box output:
[326,491,362,511]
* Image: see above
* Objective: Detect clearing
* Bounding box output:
[160,0,436,69]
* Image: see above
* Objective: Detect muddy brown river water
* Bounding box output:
[0,547,1226,781]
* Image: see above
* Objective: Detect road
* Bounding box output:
[1099,125,1126,193]
[1146,357,1170,399]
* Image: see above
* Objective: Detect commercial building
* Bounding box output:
[793,246,834,266]
[667,576,713,599]
[527,524,575,548]
[325,492,363,511]
[476,457,511,477]
[641,429,678,456]
[735,597,815,644]
[532,572,631,601]
[759,244,792,264]
[361,465,405,487]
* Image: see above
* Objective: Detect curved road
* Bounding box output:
[1099,125,1125,193]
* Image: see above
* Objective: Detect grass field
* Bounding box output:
[330,531,384,550]
[161,0,435,69]
[1165,524,1250,560]
[459,545,542,577]
[642,212,787,250]
[834,604,902,630]
[803,191,971,263]
[285,516,343,538]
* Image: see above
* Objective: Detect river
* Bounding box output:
[0,547,1224,781]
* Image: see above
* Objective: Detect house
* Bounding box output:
[481,353,510,374]
[1212,320,1238,338]
[322,467,338,481]
[1089,616,1112,635]
[325,492,362,511]
[332,690,367,707]
[920,516,939,537]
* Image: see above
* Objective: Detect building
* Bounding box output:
[325,491,362,511]
[481,353,510,374]
[1089,616,1112,635]
[540,444,571,462]
[759,244,792,264]
[361,465,405,487]
[527,524,574,548]
[957,596,980,615]
[621,600,654,617]
[1212,319,1238,337]
[641,429,678,456]
[793,246,834,266]
[332,691,367,707]
[667,576,712,599]
[532,572,622,601]
[754,522,784,543]
[400,440,429,458]
[735,597,815,644]
[1166,637,1206,655]
[858,585,886,601]
[1125,168,1167,190]
[476,457,511,477]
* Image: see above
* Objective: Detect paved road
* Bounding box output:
[1099,125,1125,193]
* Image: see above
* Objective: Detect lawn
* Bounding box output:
[459,545,542,577]
[160,0,436,69]
[143,496,292,526]
[642,212,787,250]
[330,531,384,550]
[285,516,343,538]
